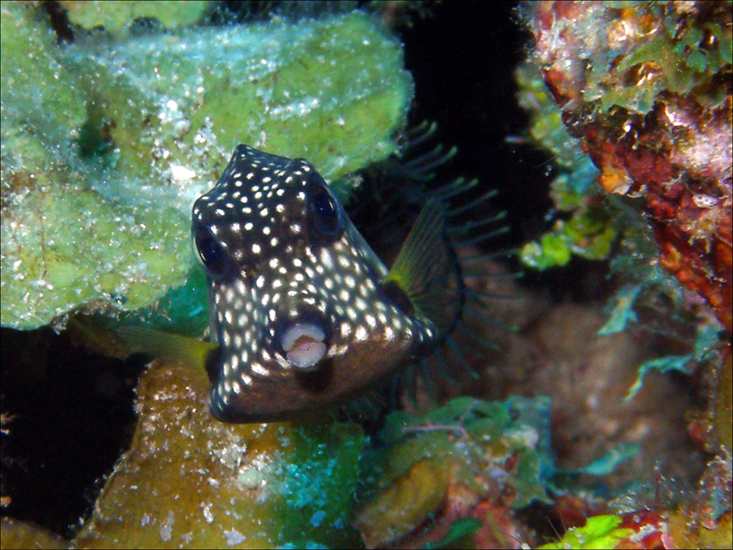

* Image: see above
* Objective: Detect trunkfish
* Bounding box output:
[123,143,470,423]
[194,144,461,422]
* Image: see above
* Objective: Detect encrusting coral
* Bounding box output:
[2,3,730,548]
[74,360,365,549]
[518,3,732,548]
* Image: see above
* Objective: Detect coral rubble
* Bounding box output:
[355,396,553,548]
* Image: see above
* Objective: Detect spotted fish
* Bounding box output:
[185,144,458,423]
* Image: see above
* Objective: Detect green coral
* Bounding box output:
[1,185,191,329]
[1,5,413,330]
[1,2,86,182]
[63,10,411,208]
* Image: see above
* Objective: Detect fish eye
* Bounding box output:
[192,221,234,281]
[309,180,343,238]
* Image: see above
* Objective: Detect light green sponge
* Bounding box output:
[1,6,413,330]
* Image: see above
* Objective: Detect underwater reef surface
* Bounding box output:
[522,0,732,334]
[517,2,732,548]
[2,2,732,549]
[58,0,215,35]
[73,360,365,549]
[1,1,412,330]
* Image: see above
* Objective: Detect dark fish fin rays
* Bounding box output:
[402,144,458,178]
[401,120,439,151]
[431,177,480,202]
[420,356,438,402]
[461,303,519,334]
[444,333,480,380]
[464,286,526,306]
[389,121,518,405]
[446,211,507,236]
[447,188,499,217]
[342,120,518,413]
[451,226,511,247]
[458,248,521,263]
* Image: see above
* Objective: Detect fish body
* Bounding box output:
[191,145,451,423]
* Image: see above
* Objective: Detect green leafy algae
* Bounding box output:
[520,209,617,271]
[517,0,733,270]
[558,443,640,478]
[597,284,644,336]
[532,1,733,116]
[538,514,633,550]
[610,2,733,111]
[516,60,620,272]
[1,6,413,330]
[624,323,721,401]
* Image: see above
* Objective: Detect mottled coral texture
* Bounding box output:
[526,1,732,332]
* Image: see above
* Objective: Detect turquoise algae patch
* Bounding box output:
[1,3,413,329]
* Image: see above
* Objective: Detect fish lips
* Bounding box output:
[276,309,331,370]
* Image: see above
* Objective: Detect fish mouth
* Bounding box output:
[279,313,329,370]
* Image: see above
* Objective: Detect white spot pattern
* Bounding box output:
[191,144,439,420]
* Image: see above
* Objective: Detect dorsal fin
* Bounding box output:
[383,198,453,331]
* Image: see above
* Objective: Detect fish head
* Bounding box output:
[192,145,440,422]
